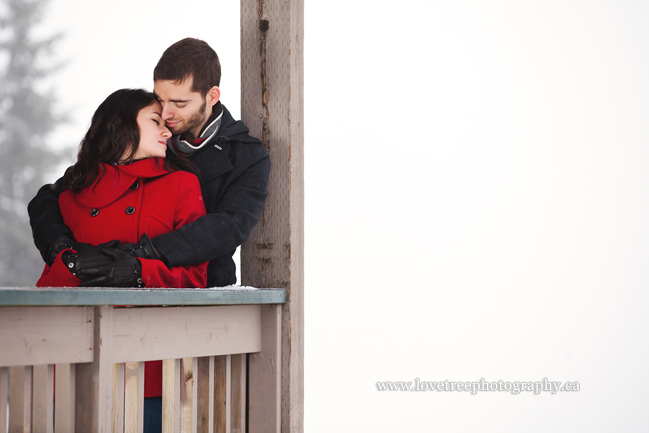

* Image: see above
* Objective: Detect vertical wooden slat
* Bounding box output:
[179,358,194,433]
[196,358,210,433]
[247,305,282,433]
[124,362,144,433]
[138,364,144,433]
[32,364,54,433]
[112,363,125,433]
[76,306,113,433]
[225,356,231,433]
[230,354,246,433]
[0,367,7,433]
[208,357,214,433]
[9,365,32,433]
[241,0,305,431]
[213,357,227,433]
[55,363,76,433]
[162,360,180,433]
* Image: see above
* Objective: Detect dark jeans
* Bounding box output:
[144,396,162,433]
[52,397,161,432]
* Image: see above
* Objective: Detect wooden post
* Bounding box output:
[240,0,304,432]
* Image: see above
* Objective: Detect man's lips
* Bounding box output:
[166,121,180,128]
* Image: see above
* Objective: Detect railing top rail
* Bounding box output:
[0,286,286,306]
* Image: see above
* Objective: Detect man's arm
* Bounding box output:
[28,176,74,264]
[152,150,270,267]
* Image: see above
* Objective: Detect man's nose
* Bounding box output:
[161,105,174,120]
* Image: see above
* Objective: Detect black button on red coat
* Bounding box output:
[90,209,99,217]
[126,206,135,215]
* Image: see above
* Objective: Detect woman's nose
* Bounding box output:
[162,128,171,138]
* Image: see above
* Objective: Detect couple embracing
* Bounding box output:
[28,38,270,432]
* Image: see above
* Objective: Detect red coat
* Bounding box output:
[37,157,208,396]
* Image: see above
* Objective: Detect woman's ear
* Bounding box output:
[207,86,221,107]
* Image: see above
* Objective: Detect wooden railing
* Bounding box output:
[0,286,286,433]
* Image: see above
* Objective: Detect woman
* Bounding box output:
[37,88,208,432]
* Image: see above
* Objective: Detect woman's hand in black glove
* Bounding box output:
[67,240,144,287]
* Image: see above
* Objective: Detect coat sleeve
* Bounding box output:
[36,249,82,287]
[28,176,73,263]
[152,146,270,267]
[139,173,209,288]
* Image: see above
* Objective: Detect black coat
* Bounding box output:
[28,105,270,287]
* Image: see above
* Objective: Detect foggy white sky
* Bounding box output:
[32,0,649,431]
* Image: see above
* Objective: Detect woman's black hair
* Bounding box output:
[65,88,197,192]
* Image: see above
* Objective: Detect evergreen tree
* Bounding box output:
[0,0,66,285]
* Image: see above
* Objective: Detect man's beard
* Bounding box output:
[176,99,211,139]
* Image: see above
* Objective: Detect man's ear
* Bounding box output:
[207,86,221,106]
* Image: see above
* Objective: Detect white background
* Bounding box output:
[33,0,649,431]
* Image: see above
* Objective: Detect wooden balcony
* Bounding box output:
[0,287,286,433]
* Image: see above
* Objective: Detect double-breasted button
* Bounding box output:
[130,182,139,190]
[90,209,99,217]
[125,206,135,215]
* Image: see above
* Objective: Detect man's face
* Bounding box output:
[153,77,218,141]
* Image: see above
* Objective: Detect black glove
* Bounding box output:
[46,234,95,267]
[117,234,161,261]
[61,245,117,277]
[73,240,144,287]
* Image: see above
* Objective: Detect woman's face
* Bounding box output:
[130,101,171,161]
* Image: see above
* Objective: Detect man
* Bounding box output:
[28,38,270,288]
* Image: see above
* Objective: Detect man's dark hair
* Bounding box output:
[153,38,221,96]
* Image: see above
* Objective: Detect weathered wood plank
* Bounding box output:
[179,358,195,433]
[124,362,144,433]
[240,0,304,431]
[9,365,32,432]
[111,306,261,363]
[32,364,54,433]
[0,307,93,367]
[0,288,286,306]
[225,356,231,433]
[208,357,214,433]
[162,359,180,433]
[55,363,76,433]
[196,357,210,433]
[247,304,282,433]
[0,367,7,433]
[213,356,226,433]
[112,363,125,433]
[76,306,114,433]
[230,354,246,433]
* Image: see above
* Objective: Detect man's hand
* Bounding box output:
[116,234,165,263]
[70,240,144,287]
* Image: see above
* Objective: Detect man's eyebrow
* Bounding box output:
[153,93,190,103]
